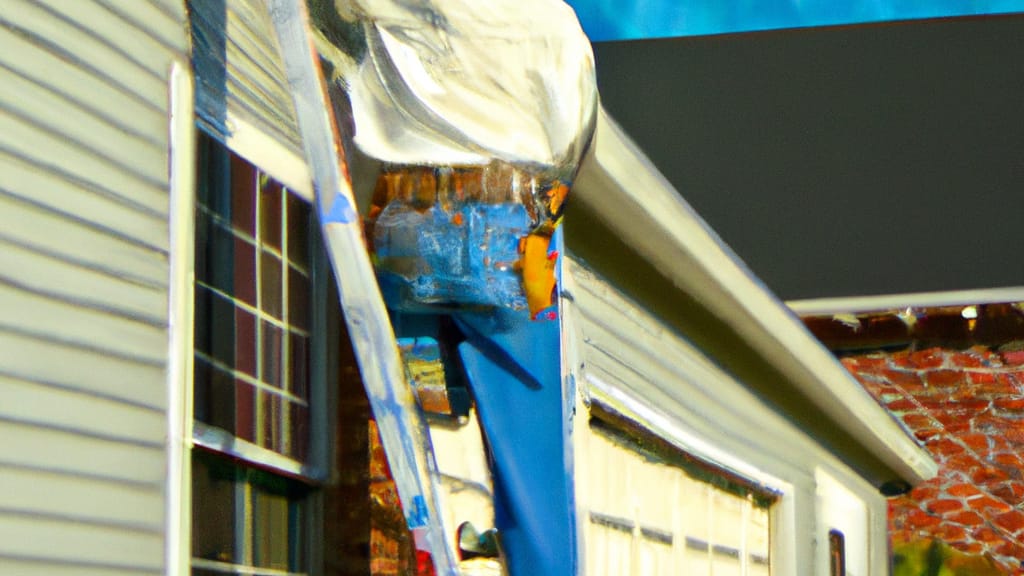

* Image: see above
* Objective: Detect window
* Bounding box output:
[829,530,846,576]
[191,131,329,575]
[584,416,773,576]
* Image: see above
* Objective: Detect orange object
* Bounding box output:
[518,232,558,318]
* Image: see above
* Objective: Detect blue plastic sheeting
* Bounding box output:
[565,0,1024,40]
[456,310,573,576]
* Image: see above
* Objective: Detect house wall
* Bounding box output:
[842,346,1024,573]
[0,1,189,574]
[562,258,892,575]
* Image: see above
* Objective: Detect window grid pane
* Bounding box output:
[193,136,313,464]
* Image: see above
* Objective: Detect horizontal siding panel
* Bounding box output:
[0,557,158,576]
[0,282,168,365]
[0,465,163,531]
[0,105,167,210]
[191,0,305,152]
[154,0,187,22]
[96,0,189,53]
[32,0,179,77]
[0,150,168,251]
[0,329,165,409]
[0,374,165,446]
[1,63,168,187]
[0,192,167,288]
[3,0,168,112]
[0,239,166,325]
[0,26,167,152]
[0,420,166,486]
[0,513,163,571]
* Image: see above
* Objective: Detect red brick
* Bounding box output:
[993,453,1024,468]
[948,483,984,499]
[914,428,943,442]
[885,397,920,412]
[1005,428,1024,445]
[960,432,992,452]
[911,485,940,501]
[994,398,1024,412]
[949,457,991,479]
[906,508,943,529]
[897,349,948,369]
[952,350,991,368]
[949,540,985,554]
[978,373,1021,396]
[948,510,986,526]
[879,368,927,389]
[1003,350,1024,366]
[975,526,1008,543]
[969,371,998,385]
[994,510,1024,533]
[936,522,968,541]
[928,499,965,514]
[991,483,1024,504]
[969,494,1014,513]
[994,539,1024,559]
[926,369,968,388]
[903,413,936,430]
[842,355,889,371]
[927,437,967,457]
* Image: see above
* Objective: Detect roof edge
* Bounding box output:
[567,107,937,488]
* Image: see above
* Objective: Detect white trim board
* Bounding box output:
[788,287,1024,316]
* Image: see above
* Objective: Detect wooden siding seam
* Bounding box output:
[189,1,304,150]
[0,325,165,369]
[0,552,162,575]
[22,0,167,84]
[0,461,164,492]
[0,102,169,191]
[0,145,167,222]
[92,0,187,55]
[150,0,185,23]
[0,222,166,287]
[0,18,164,114]
[0,226,166,291]
[0,369,165,415]
[0,60,166,150]
[0,414,165,451]
[0,506,163,536]
[0,262,167,328]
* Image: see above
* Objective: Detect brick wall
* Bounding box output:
[323,332,422,575]
[841,346,1024,573]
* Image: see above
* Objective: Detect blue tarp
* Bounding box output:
[456,310,573,576]
[565,0,1024,41]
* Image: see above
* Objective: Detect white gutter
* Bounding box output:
[569,108,937,488]
[788,287,1024,316]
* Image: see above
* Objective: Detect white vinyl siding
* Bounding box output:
[584,425,771,576]
[188,0,311,195]
[562,257,890,575]
[0,1,188,574]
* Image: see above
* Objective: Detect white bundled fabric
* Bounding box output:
[344,0,598,167]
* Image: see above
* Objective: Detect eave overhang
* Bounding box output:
[565,108,937,491]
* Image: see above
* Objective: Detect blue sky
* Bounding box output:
[564,0,1024,40]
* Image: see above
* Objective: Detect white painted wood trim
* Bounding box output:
[216,111,314,201]
[788,286,1024,316]
[165,60,196,576]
